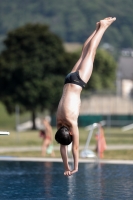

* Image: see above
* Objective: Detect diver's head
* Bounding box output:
[55,126,72,145]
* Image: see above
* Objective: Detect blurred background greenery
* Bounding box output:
[0,0,133,50]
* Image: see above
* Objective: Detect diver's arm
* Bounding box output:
[70,124,79,175]
[63,123,79,176]
[60,145,71,175]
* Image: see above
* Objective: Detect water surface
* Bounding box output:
[0,161,133,200]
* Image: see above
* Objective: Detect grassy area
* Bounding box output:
[104,150,133,160]
[1,150,133,160]
[0,151,61,158]
[0,127,133,147]
[0,103,15,129]
[0,130,42,147]
[0,102,133,160]
[0,102,31,129]
[0,127,133,160]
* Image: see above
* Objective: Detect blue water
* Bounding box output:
[0,161,133,200]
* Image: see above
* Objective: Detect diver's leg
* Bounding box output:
[78,17,116,83]
[71,22,100,72]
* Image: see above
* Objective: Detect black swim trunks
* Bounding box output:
[64,71,86,88]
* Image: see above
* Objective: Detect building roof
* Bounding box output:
[118,56,133,80]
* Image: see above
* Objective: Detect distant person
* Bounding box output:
[95,124,107,158]
[55,17,116,176]
[40,116,55,157]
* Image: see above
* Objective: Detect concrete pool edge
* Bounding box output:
[0,156,133,165]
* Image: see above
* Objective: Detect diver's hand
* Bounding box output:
[64,170,71,176]
[64,169,78,176]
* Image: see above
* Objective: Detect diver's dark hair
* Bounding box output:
[55,126,73,145]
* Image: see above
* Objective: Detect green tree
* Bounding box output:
[0,24,78,129]
[86,49,117,91]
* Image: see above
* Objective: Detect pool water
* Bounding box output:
[0,161,133,200]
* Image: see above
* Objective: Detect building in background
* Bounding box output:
[117,49,133,98]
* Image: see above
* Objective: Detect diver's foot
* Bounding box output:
[100,17,116,29]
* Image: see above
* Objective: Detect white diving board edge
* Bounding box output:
[0,131,10,135]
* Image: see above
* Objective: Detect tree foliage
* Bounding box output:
[0,24,78,127]
[0,0,133,51]
[87,49,117,91]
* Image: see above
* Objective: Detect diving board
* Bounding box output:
[0,131,10,135]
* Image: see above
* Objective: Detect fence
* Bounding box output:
[51,92,133,127]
